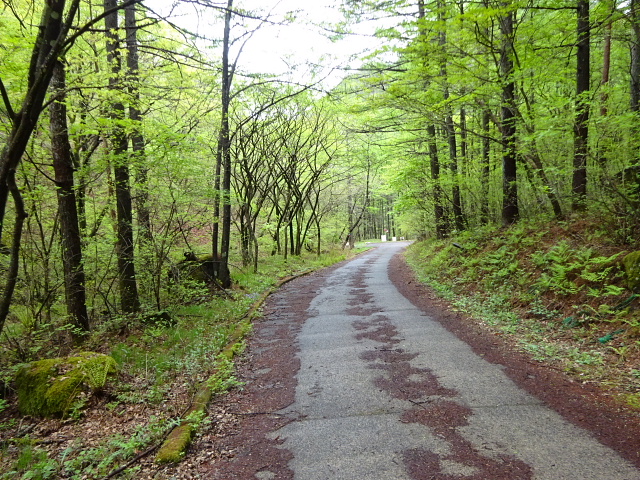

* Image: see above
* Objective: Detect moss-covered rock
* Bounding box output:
[623,251,640,293]
[15,352,117,417]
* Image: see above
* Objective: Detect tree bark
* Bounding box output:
[630,0,640,164]
[572,0,590,211]
[0,172,27,335]
[427,124,448,238]
[0,0,80,245]
[437,0,465,231]
[217,0,234,288]
[105,0,140,313]
[500,8,519,225]
[50,61,90,334]
[125,2,152,241]
[481,110,491,224]
[632,0,640,115]
[600,21,611,118]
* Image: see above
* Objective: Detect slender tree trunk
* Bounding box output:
[446,114,464,230]
[460,106,468,176]
[632,0,640,115]
[601,21,611,118]
[427,124,448,237]
[500,8,519,225]
[481,110,491,224]
[105,0,140,313]
[0,172,27,334]
[212,144,222,260]
[419,0,447,237]
[125,2,152,241]
[630,0,640,164]
[437,0,465,231]
[50,61,90,334]
[572,0,590,211]
[217,0,233,288]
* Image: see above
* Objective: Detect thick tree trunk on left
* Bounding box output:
[105,0,140,313]
[0,0,79,245]
[0,0,83,334]
[50,61,90,334]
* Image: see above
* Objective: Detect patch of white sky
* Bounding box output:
[150,0,399,89]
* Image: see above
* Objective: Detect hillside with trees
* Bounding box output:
[0,0,639,477]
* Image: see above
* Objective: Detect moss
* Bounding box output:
[190,387,212,413]
[15,352,117,417]
[623,251,640,293]
[15,359,58,417]
[155,424,193,463]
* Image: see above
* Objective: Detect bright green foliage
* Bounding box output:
[404,218,640,409]
[623,251,640,292]
[1,439,58,480]
[531,242,623,296]
[15,352,116,417]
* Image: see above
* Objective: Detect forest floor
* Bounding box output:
[1,217,640,479]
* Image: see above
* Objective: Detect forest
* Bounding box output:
[0,0,640,477]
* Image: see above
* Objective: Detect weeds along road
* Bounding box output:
[207,241,640,480]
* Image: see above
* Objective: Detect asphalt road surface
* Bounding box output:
[210,241,640,480]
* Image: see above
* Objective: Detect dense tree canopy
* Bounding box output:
[0,0,639,344]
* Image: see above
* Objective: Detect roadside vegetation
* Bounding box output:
[405,215,640,409]
[0,248,358,480]
[3,0,640,477]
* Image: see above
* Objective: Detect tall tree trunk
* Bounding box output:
[50,61,90,334]
[0,0,79,245]
[437,0,465,231]
[600,20,611,118]
[212,144,222,260]
[105,0,140,313]
[501,8,519,225]
[427,124,448,238]
[419,0,448,237]
[630,0,640,162]
[217,0,233,288]
[0,172,27,334]
[125,2,152,241]
[0,0,85,335]
[481,110,491,224]
[573,0,590,211]
[446,114,465,230]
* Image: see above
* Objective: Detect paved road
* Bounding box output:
[262,242,640,479]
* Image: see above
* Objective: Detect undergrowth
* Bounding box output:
[405,217,640,406]
[0,247,361,479]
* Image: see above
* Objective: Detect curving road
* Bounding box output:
[209,242,640,479]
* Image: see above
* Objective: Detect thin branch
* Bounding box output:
[0,78,15,122]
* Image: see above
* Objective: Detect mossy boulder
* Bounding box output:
[15,352,117,417]
[623,251,640,293]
